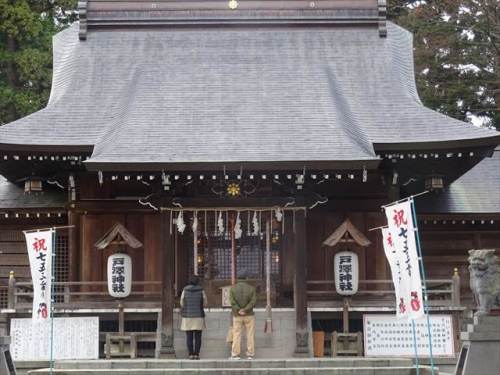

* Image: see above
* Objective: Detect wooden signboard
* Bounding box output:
[363,314,454,357]
[10,317,99,360]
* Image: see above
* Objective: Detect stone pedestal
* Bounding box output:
[455,316,500,375]
[0,336,16,375]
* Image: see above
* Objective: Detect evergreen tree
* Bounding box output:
[0,0,77,124]
[389,0,500,130]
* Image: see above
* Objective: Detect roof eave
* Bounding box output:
[373,135,500,152]
[84,158,381,172]
[0,143,94,153]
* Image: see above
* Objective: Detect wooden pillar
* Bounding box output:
[294,209,309,356]
[281,211,295,296]
[68,211,80,282]
[157,212,176,358]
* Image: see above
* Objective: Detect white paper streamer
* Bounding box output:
[252,211,259,236]
[275,207,283,222]
[217,211,224,235]
[176,211,186,233]
[234,211,242,239]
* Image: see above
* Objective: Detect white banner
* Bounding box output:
[363,314,454,357]
[24,229,54,320]
[384,201,424,319]
[382,227,404,318]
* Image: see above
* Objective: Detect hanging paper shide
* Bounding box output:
[383,201,424,319]
[24,229,54,321]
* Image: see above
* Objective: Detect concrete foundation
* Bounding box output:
[172,308,312,359]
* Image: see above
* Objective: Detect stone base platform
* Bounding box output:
[25,358,438,375]
[456,315,500,375]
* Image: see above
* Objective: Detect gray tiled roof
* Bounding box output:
[418,148,500,214]
[0,22,498,167]
[0,176,66,209]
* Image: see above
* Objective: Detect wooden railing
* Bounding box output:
[0,285,8,309]
[307,269,462,307]
[4,274,162,310]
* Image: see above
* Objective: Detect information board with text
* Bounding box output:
[363,314,454,357]
[10,317,99,360]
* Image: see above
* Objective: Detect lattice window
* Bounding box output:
[0,287,7,309]
[185,212,282,280]
[54,234,69,303]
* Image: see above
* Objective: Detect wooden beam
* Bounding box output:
[294,210,309,356]
[156,212,175,358]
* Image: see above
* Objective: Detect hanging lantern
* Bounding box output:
[107,253,132,298]
[334,251,359,296]
[24,176,43,194]
[425,175,444,191]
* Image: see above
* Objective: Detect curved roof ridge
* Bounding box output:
[325,68,376,159]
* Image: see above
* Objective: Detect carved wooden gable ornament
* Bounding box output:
[322,218,371,248]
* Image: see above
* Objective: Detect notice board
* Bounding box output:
[10,317,99,360]
[363,314,454,357]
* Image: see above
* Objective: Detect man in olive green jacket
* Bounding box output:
[229,277,257,359]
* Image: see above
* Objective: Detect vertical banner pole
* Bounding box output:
[410,198,435,375]
[49,228,56,375]
[411,319,420,375]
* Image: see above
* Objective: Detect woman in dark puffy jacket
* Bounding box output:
[180,275,208,359]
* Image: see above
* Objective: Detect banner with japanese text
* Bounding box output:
[381,227,404,317]
[24,229,53,321]
[383,201,424,319]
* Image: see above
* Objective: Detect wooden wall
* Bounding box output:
[305,211,500,300]
[75,211,500,293]
[305,210,388,285]
[79,213,163,291]
[0,218,67,286]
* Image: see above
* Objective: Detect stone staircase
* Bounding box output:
[26,358,438,375]
[460,314,500,341]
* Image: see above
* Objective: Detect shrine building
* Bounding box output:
[0,0,499,359]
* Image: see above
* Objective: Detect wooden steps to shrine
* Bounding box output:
[26,358,439,375]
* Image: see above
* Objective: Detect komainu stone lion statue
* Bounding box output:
[468,249,500,316]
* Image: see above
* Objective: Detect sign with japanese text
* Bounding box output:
[10,317,99,360]
[383,201,424,319]
[23,229,53,321]
[363,314,454,357]
[107,253,132,298]
[334,251,359,295]
[221,285,231,307]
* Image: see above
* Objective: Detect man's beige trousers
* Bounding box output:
[231,315,255,357]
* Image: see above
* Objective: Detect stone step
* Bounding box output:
[29,367,436,375]
[466,323,500,334]
[52,358,413,370]
[473,315,500,328]
[460,331,500,341]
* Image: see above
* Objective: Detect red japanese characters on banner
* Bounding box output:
[383,201,424,319]
[24,229,54,321]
